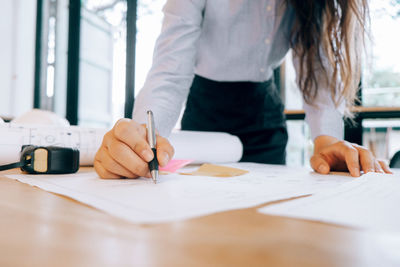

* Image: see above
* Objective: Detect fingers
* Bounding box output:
[96,147,137,178]
[374,160,384,173]
[313,139,394,177]
[314,140,361,176]
[112,119,174,167]
[94,159,122,179]
[94,119,152,179]
[94,118,177,179]
[328,141,361,177]
[354,145,375,174]
[343,145,361,177]
[156,136,174,167]
[107,139,151,178]
[310,154,330,174]
[353,145,393,174]
[112,119,154,162]
[378,160,393,174]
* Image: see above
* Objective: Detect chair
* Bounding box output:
[389,151,400,168]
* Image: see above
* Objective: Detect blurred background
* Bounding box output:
[1,0,400,166]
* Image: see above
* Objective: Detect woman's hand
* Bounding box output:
[94,118,174,179]
[311,135,392,177]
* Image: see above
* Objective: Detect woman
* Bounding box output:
[94,0,392,179]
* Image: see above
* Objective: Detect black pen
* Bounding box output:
[146,110,159,184]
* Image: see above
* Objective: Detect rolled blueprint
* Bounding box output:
[0,125,243,166]
[0,123,107,166]
[169,130,243,163]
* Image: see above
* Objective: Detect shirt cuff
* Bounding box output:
[304,105,344,141]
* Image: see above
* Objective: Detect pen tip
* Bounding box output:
[151,170,158,184]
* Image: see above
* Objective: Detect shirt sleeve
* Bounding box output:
[132,0,206,137]
[292,50,345,141]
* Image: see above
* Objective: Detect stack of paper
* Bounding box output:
[5,163,355,224]
[258,172,400,232]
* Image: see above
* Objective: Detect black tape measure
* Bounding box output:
[0,145,79,174]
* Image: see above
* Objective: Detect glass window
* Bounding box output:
[136,0,167,96]
[361,1,400,163]
[44,0,167,127]
[363,0,400,107]
[80,0,127,127]
[79,0,166,126]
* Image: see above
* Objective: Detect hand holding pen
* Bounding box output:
[94,114,174,179]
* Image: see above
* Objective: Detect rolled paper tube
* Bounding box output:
[169,131,243,164]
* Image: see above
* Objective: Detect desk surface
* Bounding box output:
[1,169,400,267]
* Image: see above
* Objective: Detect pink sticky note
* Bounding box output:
[159,159,194,173]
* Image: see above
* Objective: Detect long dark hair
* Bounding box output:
[289,0,368,113]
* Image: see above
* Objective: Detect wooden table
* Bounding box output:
[1,169,400,267]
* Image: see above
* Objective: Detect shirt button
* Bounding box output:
[260,68,265,73]
[265,38,271,45]
[266,5,272,11]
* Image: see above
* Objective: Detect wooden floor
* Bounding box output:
[1,170,400,267]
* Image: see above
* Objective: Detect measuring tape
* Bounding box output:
[0,145,79,174]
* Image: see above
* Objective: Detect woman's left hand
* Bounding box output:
[311,135,392,177]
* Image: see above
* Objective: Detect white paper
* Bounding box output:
[169,130,243,163]
[258,172,400,233]
[4,163,356,224]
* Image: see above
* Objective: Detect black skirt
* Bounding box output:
[181,75,288,164]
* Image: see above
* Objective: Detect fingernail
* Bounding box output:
[160,152,170,166]
[353,167,360,176]
[141,150,154,162]
[318,164,328,173]
[366,168,374,173]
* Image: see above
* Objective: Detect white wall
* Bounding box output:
[0,0,13,117]
[0,0,36,118]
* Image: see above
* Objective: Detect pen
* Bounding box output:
[146,110,159,184]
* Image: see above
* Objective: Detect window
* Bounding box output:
[362,0,400,161]
[363,1,400,107]
[37,0,167,127]
[82,0,166,125]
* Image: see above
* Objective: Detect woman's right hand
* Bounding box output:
[94,118,174,179]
